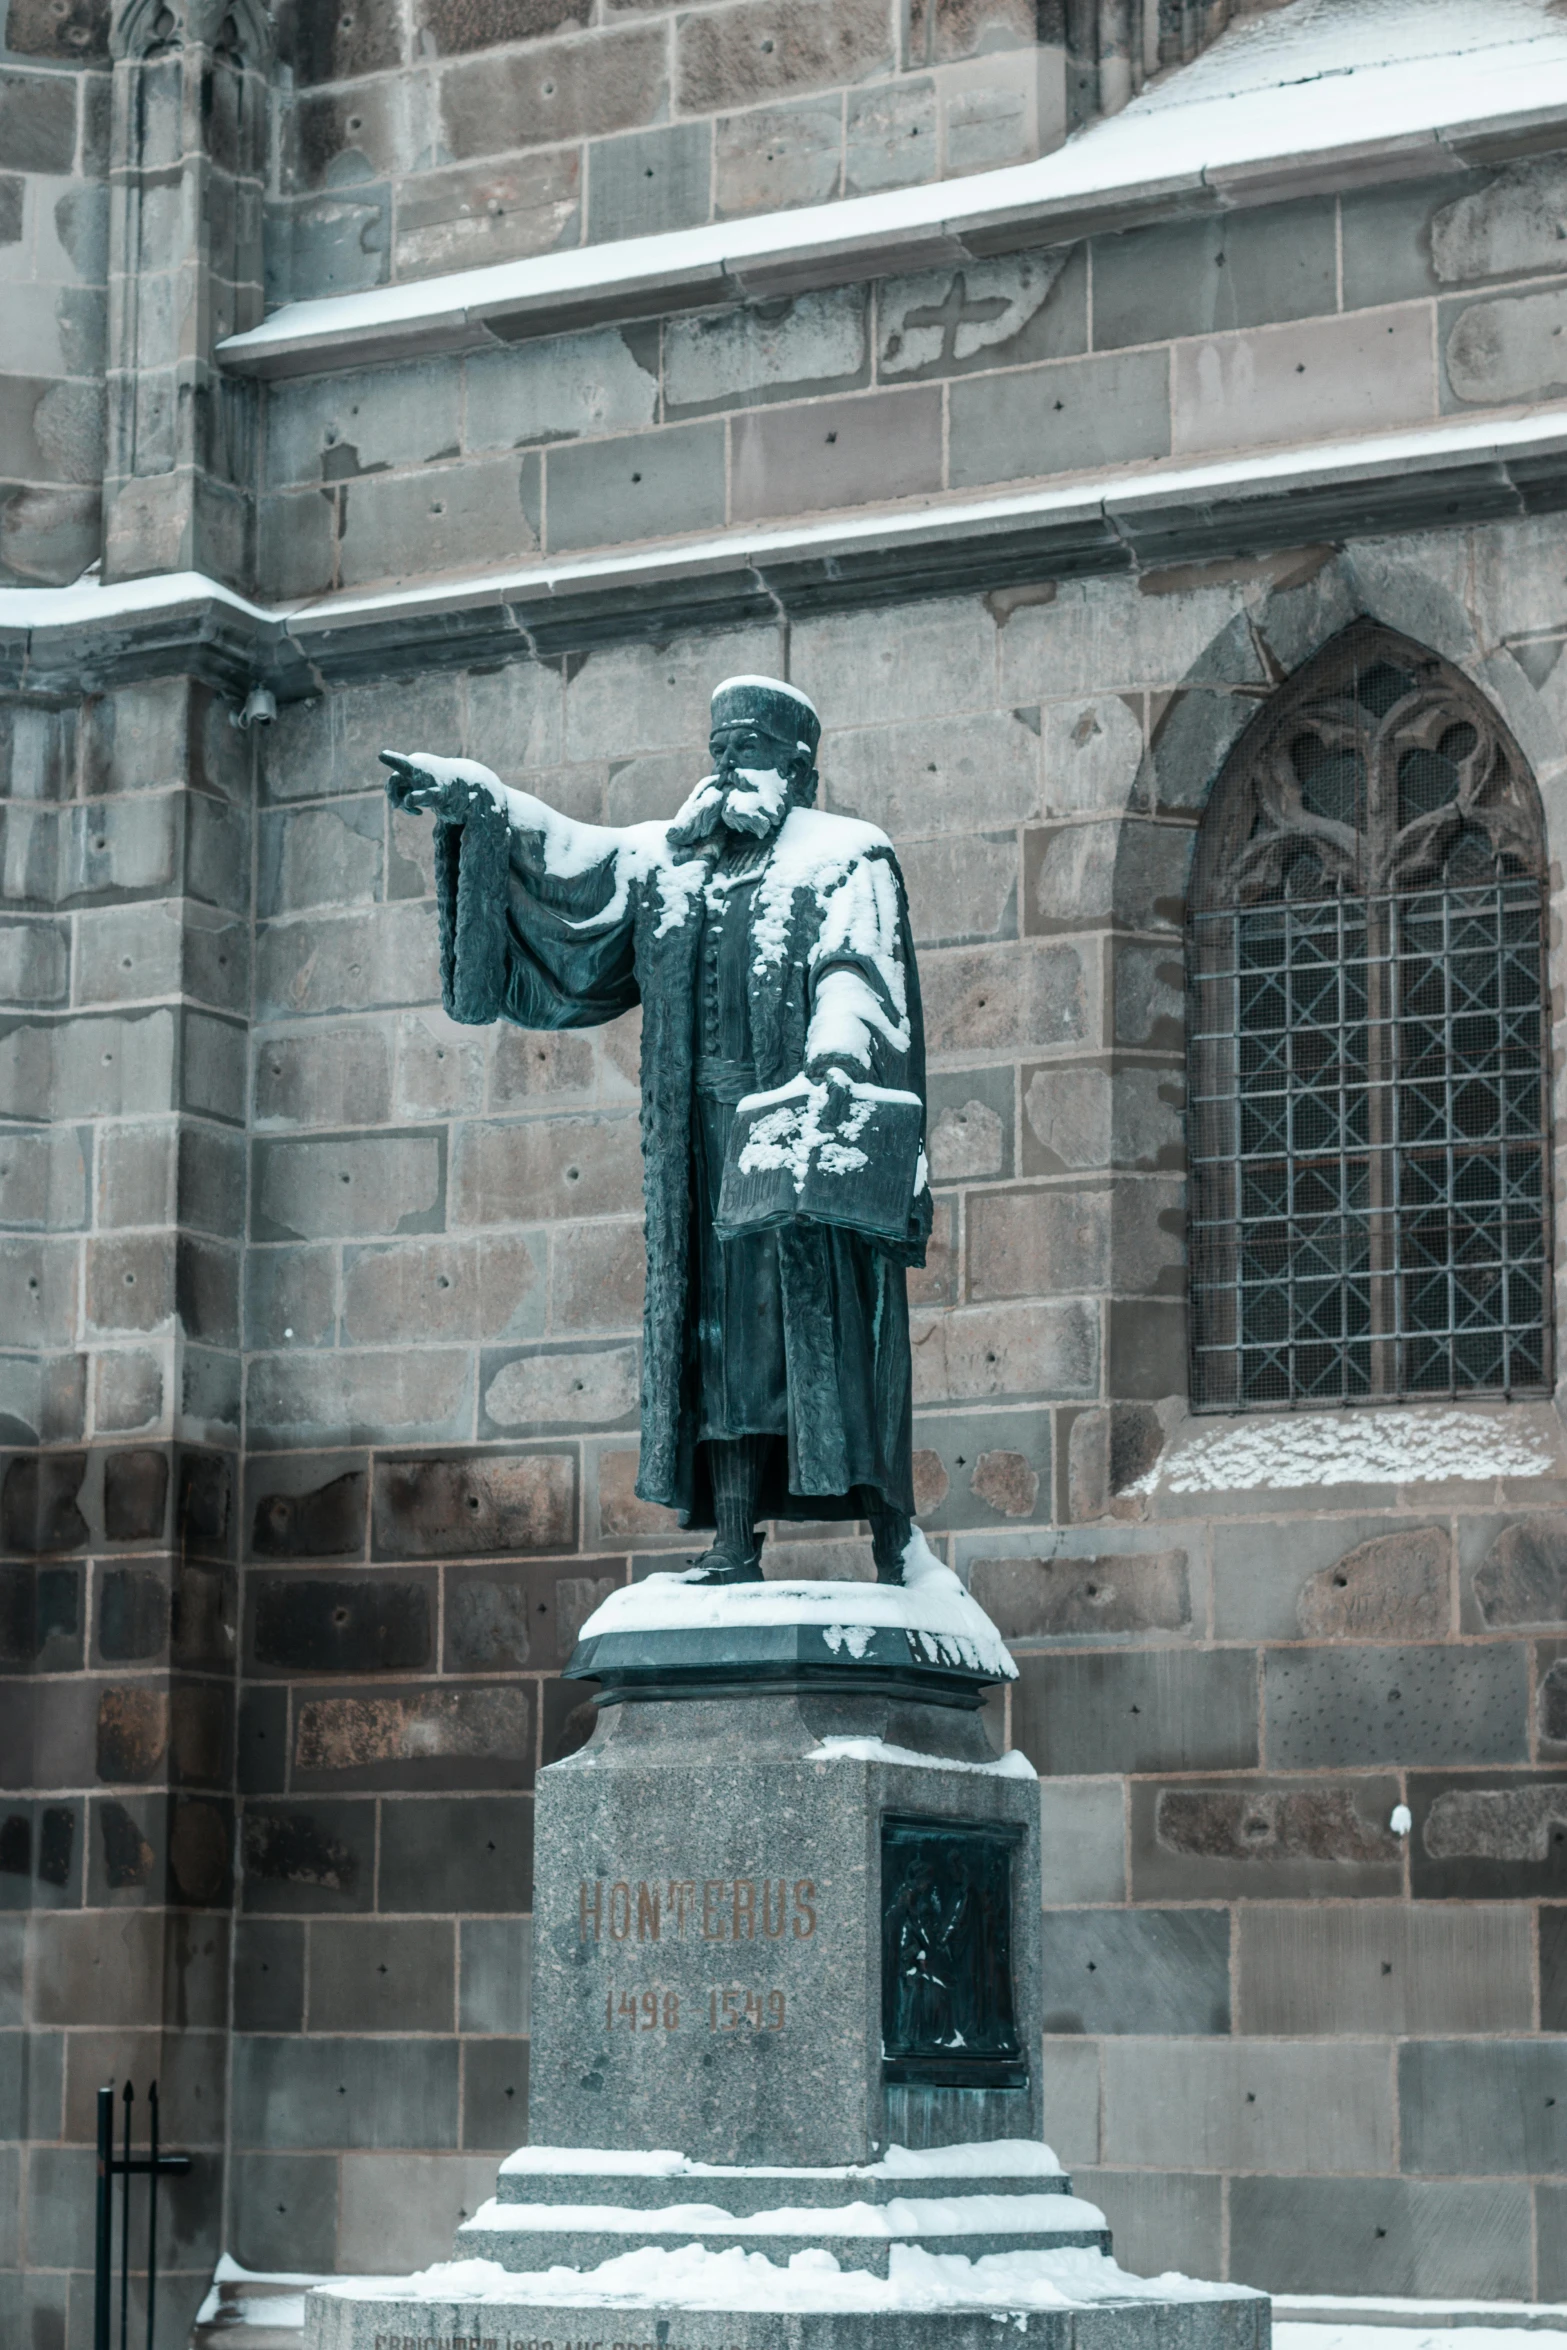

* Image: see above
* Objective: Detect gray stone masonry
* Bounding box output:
[265,0,1223,310]
[245,158,1567,596]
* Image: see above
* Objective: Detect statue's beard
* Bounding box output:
[667,766,794,850]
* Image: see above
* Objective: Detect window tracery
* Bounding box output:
[1187,623,1552,1410]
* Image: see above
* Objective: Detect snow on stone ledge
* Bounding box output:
[577,1532,1016,1681]
[1133,1403,1564,1496]
[315,2242,1259,2314]
[465,2192,1106,2236]
[497,2139,1066,2183]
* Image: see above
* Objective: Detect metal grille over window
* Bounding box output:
[1187,623,1552,1412]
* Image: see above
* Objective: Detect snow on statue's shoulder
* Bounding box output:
[576,1530,1016,1683]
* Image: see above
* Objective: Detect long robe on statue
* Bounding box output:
[431,789,931,1532]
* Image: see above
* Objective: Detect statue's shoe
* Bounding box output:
[684,1546,765,1585]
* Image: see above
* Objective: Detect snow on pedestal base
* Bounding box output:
[301,2145,1268,2350]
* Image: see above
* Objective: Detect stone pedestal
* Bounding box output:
[302,1580,1270,2350]
[529,1681,1043,2166]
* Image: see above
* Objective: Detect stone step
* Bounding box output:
[457,2204,1113,2276]
[304,2276,1270,2350]
[492,2147,1075,2209]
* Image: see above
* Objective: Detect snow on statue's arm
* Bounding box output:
[804,848,914,1089]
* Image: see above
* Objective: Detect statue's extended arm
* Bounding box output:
[382,751,639,1032]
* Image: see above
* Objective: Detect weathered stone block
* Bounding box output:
[232,1926,305,2039]
[589,121,713,241]
[246,1348,473,1450]
[0,1562,81,1670]
[845,75,936,194]
[457,2034,527,2148]
[1,1451,87,1553]
[1041,1907,1230,2036]
[1131,1774,1404,1903]
[481,1340,639,1434]
[265,361,464,493]
[460,1914,532,2034]
[548,1218,645,1333]
[240,1800,373,1913]
[911,1298,1097,1406]
[677,0,892,111]
[1296,1526,1452,1640]
[1407,1769,1567,1901]
[248,1573,434,1675]
[252,1131,445,1243]
[1400,2038,1567,2176]
[244,1244,337,1352]
[1212,1516,1451,1644]
[731,387,943,521]
[925,1065,1014,1182]
[714,96,842,219]
[231,2031,460,2150]
[102,1448,168,1543]
[667,287,866,419]
[1113,939,1183,1048]
[229,2150,338,2274]
[466,328,657,457]
[338,2150,507,2273]
[337,453,543,588]
[377,1792,534,1911]
[1038,1778,1125,1904]
[263,676,463,807]
[1473,1514,1567,1626]
[973,1547,1191,1640]
[1264,1641,1529,1770]
[824,709,1038,837]
[967,1184,1110,1301]
[489,1024,595,1106]
[546,418,724,551]
[1103,2036,1394,2173]
[1172,307,1435,456]
[441,23,665,156]
[395,151,582,278]
[451,1111,642,1225]
[1238,1901,1533,2037]
[0,1236,77,1349]
[907,1405,1051,1529]
[902,830,1024,951]
[248,1456,367,1570]
[258,801,384,918]
[1445,279,1567,407]
[345,1234,543,1346]
[949,349,1171,487]
[1015,1649,1258,1778]
[594,1445,682,1541]
[921,940,1092,1056]
[1229,2174,1533,2298]
[393,1010,487,1118]
[253,1024,393,1132]
[1093,200,1337,352]
[308,1917,456,2033]
[255,908,442,1024]
[372,1450,576,1558]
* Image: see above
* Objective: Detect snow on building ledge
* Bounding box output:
[216,2,1567,380]
[10,406,1567,701]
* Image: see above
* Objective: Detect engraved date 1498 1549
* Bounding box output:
[604,1988,787,2030]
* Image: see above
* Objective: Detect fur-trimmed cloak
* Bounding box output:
[432,795,931,1528]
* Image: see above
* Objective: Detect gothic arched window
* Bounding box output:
[1187,623,1552,1412]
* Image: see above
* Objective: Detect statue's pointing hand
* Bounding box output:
[380,750,495,825]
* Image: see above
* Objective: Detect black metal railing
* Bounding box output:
[94,2081,192,2350]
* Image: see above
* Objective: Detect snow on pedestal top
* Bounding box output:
[575,1531,1017,1683]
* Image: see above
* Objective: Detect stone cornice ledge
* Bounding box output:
[6,409,1567,700]
[216,102,1567,382]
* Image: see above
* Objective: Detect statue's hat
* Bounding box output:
[710,674,820,754]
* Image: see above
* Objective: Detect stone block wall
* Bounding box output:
[255,155,1567,598]
[263,0,1235,306]
[0,7,110,586]
[0,676,252,2348]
